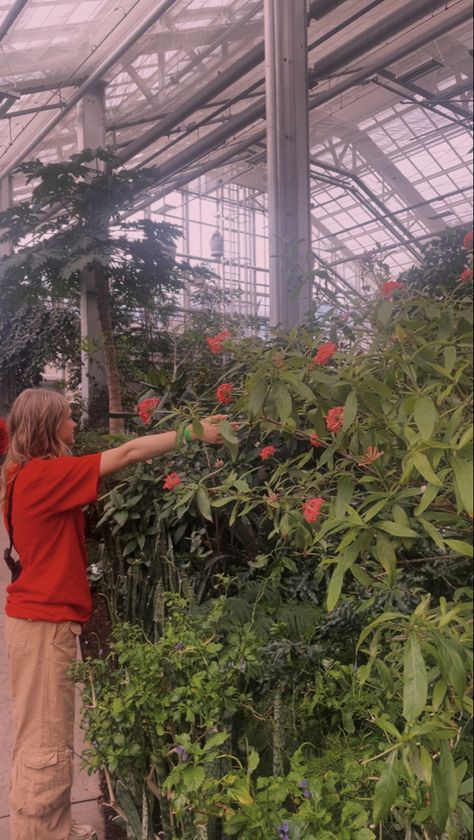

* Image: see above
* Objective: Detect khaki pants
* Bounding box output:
[5,616,81,840]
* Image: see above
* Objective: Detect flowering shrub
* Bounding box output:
[80,265,473,840]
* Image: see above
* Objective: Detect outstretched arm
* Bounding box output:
[99,415,227,477]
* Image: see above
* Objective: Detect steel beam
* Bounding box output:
[264,0,312,328]
[0,0,28,40]
[132,2,471,180]
[0,0,181,180]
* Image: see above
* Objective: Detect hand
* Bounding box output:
[192,415,233,446]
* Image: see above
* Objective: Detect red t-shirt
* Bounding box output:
[4,454,101,623]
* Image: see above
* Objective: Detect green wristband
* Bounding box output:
[183,426,193,445]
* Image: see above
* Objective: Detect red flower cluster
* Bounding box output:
[459,269,473,283]
[309,433,322,447]
[303,497,325,524]
[207,330,232,354]
[216,383,234,405]
[163,472,181,491]
[0,418,8,457]
[381,280,405,300]
[313,341,337,366]
[138,397,160,425]
[463,230,473,251]
[260,445,276,461]
[325,407,344,434]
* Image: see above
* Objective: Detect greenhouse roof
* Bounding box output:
[0,0,472,283]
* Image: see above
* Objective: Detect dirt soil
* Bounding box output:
[81,590,127,840]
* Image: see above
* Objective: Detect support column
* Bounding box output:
[264,0,312,328]
[76,83,107,423]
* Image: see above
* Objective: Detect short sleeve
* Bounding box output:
[28,454,101,513]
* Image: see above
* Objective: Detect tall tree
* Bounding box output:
[0,149,187,431]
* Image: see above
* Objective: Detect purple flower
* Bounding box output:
[174,642,185,651]
[299,779,312,799]
[278,822,290,840]
[176,745,189,761]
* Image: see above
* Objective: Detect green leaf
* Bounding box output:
[247,378,267,417]
[373,751,399,823]
[247,749,260,773]
[412,452,442,487]
[182,766,205,792]
[415,483,441,516]
[327,545,359,611]
[114,510,129,527]
[376,521,419,538]
[272,382,293,423]
[419,516,445,549]
[431,760,449,831]
[218,419,239,445]
[196,487,213,522]
[335,475,355,518]
[432,631,466,702]
[403,637,428,721]
[374,533,397,585]
[440,743,458,812]
[414,396,438,440]
[452,457,473,514]
[445,539,473,558]
[343,390,358,432]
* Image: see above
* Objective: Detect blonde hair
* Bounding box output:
[1,388,71,507]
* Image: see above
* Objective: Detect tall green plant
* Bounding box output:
[76,266,473,839]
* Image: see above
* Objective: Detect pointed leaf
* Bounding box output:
[343,390,358,432]
[452,457,473,515]
[412,452,442,487]
[373,751,399,823]
[414,396,437,441]
[196,487,213,522]
[431,761,449,831]
[403,637,428,721]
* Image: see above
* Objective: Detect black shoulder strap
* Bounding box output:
[6,472,19,550]
[4,470,22,582]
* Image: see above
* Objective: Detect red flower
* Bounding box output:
[381,281,405,299]
[163,472,181,491]
[216,383,234,405]
[0,418,8,457]
[138,397,160,424]
[325,407,344,434]
[303,497,325,524]
[260,445,276,461]
[358,446,384,467]
[459,269,473,283]
[463,230,473,251]
[313,341,338,366]
[207,330,232,354]
[309,433,322,447]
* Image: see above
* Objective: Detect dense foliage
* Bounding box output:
[74,254,473,840]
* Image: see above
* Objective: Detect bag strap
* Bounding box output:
[5,470,20,553]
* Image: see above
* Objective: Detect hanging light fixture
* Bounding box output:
[210,229,224,260]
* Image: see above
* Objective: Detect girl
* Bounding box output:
[1,388,228,840]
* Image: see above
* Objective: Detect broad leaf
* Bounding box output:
[403,636,427,721]
[373,751,399,823]
[414,396,437,440]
